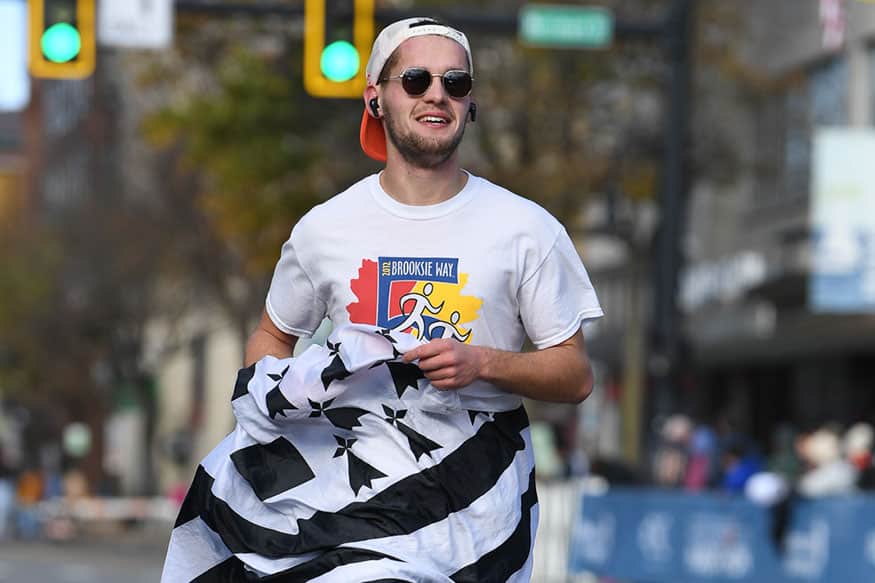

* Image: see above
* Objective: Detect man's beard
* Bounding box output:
[382,106,466,169]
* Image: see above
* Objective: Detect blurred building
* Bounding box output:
[144,306,239,496]
[682,0,875,449]
[8,59,145,492]
[6,51,192,494]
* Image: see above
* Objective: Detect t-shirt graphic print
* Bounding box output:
[346,256,483,343]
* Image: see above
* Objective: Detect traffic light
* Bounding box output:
[303,0,375,98]
[28,0,96,79]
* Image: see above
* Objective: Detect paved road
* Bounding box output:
[0,526,170,582]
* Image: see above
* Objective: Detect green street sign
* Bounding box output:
[519,4,613,49]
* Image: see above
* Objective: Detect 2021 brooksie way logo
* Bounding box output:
[347,257,482,342]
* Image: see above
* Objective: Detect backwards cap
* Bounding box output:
[359,18,473,162]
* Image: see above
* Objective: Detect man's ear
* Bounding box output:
[363,87,380,118]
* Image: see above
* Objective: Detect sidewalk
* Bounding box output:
[0,520,172,562]
[0,526,169,583]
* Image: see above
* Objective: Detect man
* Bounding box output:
[247,17,602,405]
[168,17,603,582]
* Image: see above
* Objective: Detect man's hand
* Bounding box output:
[402,339,485,390]
[403,331,593,403]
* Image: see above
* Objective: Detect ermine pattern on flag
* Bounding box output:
[161,324,538,582]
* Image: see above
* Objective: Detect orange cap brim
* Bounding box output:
[359,109,386,162]
[360,108,387,162]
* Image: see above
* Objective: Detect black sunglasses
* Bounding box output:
[379,67,474,98]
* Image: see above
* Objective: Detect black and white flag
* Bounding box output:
[161,324,538,582]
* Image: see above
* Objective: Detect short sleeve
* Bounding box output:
[517,228,604,349]
[265,235,327,337]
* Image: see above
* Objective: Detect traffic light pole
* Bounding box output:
[650,0,693,430]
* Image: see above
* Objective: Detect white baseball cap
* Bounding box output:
[359,17,473,162]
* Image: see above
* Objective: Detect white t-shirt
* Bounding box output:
[266,172,603,407]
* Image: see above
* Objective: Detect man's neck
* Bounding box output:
[380,157,468,206]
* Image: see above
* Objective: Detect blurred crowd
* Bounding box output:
[0,447,92,542]
[6,409,874,542]
[517,403,875,503]
[644,414,875,502]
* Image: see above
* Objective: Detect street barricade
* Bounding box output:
[568,488,875,582]
[36,495,178,540]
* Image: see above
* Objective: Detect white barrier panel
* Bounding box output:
[533,478,599,583]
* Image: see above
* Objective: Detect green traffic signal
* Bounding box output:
[41,22,81,63]
[320,40,360,82]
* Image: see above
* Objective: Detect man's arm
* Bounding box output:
[245,309,299,366]
[402,329,593,404]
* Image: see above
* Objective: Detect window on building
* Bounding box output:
[754,56,848,207]
[754,92,785,203]
[783,83,810,198]
[189,335,207,428]
[810,57,848,126]
[42,79,90,139]
[42,146,88,210]
[0,113,22,149]
[789,57,848,197]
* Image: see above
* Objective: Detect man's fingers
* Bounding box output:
[416,354,453,373]
[403,339,450,362]
[422,365,455,380]
[399,340,471,390]
[401,345,429,362]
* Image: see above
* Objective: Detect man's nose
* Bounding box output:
[422,74,448,102]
